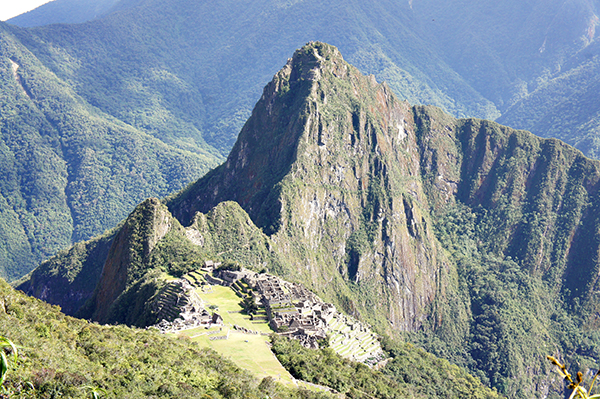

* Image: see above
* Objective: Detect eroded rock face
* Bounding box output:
[271,61,441,331]
[168,42,447,332]
[87,198,174,323]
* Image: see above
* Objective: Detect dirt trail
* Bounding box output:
[9,59,30,98]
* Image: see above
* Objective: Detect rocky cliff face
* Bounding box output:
[78,198,175,323]
[169,43,448,331]
[414,106,600,298]
[15,232,116,316]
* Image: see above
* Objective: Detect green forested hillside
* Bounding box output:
[499,40,600,158]
[2,0,599,281]
[19,43,600,397]
[270,334,501,399]
[0,22,221,280]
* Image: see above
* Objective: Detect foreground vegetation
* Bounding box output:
[1,274,502,399]
[0,278,328,398]
[270,334,501,399]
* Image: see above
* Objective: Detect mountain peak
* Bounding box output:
[263,42,353,109]
[285,42,348,81]
[168,42,387,230]
[166,43,440,333]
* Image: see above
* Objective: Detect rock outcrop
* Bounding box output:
[84,198,175,323]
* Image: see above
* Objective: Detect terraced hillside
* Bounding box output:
[164,267,385,370]
[0,278,330,398]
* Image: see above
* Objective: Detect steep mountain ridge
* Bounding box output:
[17,42,600,397]
[416,108,600,290]
[86,198,175,322]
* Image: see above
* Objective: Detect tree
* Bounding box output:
[240,295,259,315]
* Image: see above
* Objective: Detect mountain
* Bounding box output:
[0,21,222,281]
[169,43,600,396]
[498,39,600,158]
[166,43,446,335]
[2,0,600,281]
[18,42,600,398]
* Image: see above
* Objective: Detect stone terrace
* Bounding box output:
[155,264,384,364]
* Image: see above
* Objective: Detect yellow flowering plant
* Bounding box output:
[548,355,600,399]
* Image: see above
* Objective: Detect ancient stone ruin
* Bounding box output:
[242,273,334,349]
[150,278,223,333]
[152,262,384,364]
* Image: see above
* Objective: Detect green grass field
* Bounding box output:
[173,281,298,385]
[209,332,294,384]
[172,272,366,392]
[195,284,273,333]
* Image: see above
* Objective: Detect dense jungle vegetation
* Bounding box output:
[270,334,501,399]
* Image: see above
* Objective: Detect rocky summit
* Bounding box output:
[17,42,600,397]
[168,42,444,333]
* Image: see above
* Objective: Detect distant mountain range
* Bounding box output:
[6,0,123,27]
